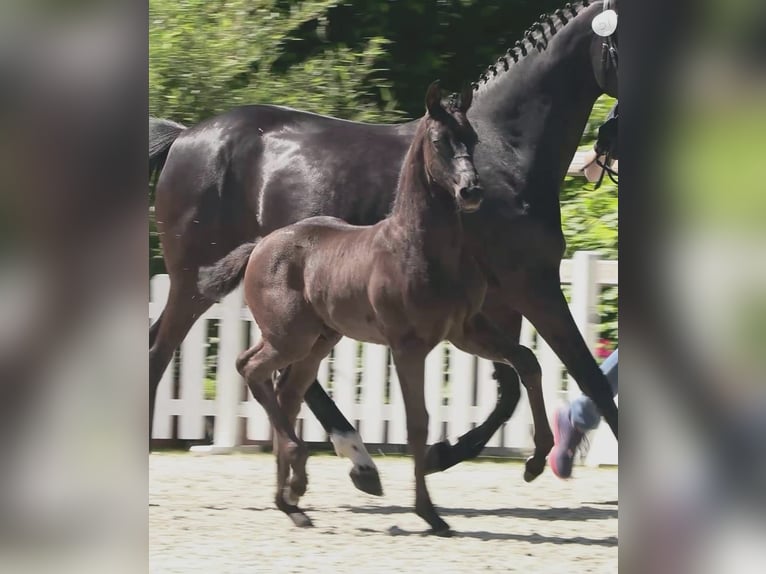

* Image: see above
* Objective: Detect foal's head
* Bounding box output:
[421,81,483,213]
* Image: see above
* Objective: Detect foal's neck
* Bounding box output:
[390,130,462,268]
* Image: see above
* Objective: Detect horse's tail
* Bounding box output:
[198,242,259,302]
[149,117,187,184]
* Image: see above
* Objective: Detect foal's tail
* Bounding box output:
[198,242,259,301]
[149,117,187,184]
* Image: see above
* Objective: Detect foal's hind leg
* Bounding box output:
[236,340,314,527]
[275,333,342,505]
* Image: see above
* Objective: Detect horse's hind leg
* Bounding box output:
[301,376,383,495]
[236,339,314,527]
[149,280,212,444]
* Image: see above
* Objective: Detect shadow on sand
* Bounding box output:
[341,504,617,521]
[380,525,617,545]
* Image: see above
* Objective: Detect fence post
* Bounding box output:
[212,286,245,451]
[569,251,600,402]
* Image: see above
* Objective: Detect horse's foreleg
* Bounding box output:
[425,363,521,473]
[500,344,551,482]
[392,346,451,536]
[302,375,383,496]
[521,282,618,438]
[425,312,523,474]
[450,313,553,482]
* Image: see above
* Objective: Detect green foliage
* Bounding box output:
[149,0,408,274]
[150,0,404,124]
[308,0,563,116]
[560,177,618,260]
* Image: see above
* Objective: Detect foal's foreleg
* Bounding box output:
[392,347,451,536]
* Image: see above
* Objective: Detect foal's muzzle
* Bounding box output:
[457,185,483,212]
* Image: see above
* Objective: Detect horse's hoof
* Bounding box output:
[424,441,451,474]
[350,466,383,496]
[429,523,453,537]
[288,512,313,528]
[523,456,546,482]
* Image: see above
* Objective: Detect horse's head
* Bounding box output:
[422,81,483,213]
[588,0,619,97]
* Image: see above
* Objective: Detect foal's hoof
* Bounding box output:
[283,486,300,506]
[288,511,313,528]
[276,495,313,527]
[350,466,383,496]
[424,441,451,474]
[523,455,546,482]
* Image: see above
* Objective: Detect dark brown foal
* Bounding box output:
[199,82,538,535]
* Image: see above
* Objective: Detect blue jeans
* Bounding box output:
[570,348,618,431]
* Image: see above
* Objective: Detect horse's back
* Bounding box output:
[155,104,414,274]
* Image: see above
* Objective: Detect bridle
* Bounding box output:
[593,107,618,188]
[599,0,619,73]
[592,0,619,189]
[594,145,618,188]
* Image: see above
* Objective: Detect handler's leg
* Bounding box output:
[551,349,618,478]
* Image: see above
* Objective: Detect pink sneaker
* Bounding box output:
[549,405,585,479]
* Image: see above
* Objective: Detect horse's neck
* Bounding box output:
[390,142,462,269]
[470,5,603,222]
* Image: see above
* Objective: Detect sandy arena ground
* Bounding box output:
[150,451,617,573]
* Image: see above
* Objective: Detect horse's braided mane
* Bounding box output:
[472,0,593,91]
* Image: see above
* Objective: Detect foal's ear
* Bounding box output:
[459,84,473,113]
[425,80,444,118]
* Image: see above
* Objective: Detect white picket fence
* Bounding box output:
[150,251,618,466]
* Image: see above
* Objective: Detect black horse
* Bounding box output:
[149,0,619,494]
